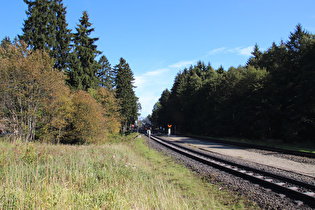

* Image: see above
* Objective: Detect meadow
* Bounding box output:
[0,134,256,209]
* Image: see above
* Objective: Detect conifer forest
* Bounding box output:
[150,24,315,143]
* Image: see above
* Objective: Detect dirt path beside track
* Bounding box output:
[166,136,315,178]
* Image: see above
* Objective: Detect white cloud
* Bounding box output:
[135,59,197,117]
[207,47,227,55]
[227,46,254,56]
[226,47,240,54]
[134,68,171,89]
[143,68,169,76]
[168,60,196,69]
[207,46,254,57]
[134,75,146,88]
[138,94,160,117]
[135,70,170,117]
[239,46,254,56]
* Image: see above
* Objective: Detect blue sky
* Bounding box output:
[1,0,315,118]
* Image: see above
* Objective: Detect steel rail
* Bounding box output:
[146,134,315,208]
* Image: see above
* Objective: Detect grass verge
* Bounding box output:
[0,134,258,209]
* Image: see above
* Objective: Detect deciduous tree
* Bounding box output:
[0,41,66,141]
[89,87,121,134]
[40,78,74,144]
[68,90,106,144]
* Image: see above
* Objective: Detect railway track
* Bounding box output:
[146,134,315,208]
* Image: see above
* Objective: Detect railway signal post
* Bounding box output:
[147,129,151,150]
[167,124,172,137]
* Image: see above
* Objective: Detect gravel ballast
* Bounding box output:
[143,135,314,209]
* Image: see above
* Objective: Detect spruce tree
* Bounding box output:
[114,58,139,132]
[98,55,114,89]
[67,11,101,91]
[247,44,263,69]
[53,0,72,70]
[19,0,71,71]
[157,89,170,128]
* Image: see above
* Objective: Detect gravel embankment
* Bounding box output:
[143,135,314,209]
[246,148,315,164]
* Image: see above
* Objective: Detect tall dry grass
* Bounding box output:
[0,135,255,209]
